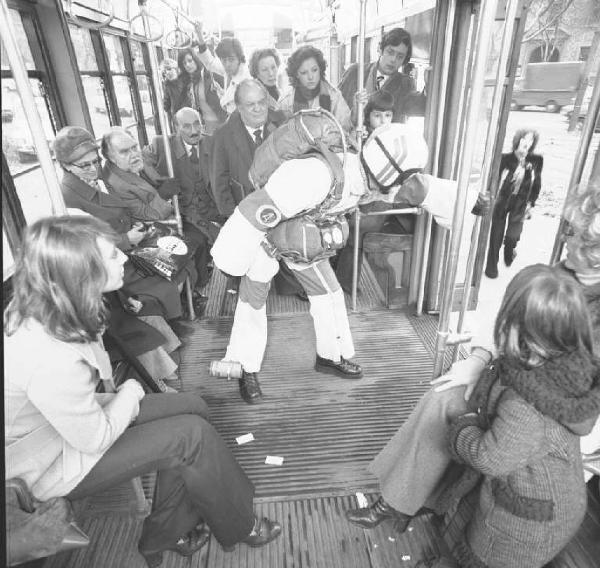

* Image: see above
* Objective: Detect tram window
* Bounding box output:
[81,76,111,135]
[129,41,146,73]
[136,75,156,140]
[68,25,98,71]
[103,34,127,73]
[112,76,136,127]
[0,9,35,71]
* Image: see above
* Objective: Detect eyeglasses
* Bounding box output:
[72,157,101,169]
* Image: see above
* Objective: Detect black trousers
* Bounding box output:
[486,195,527,272]
[67,393,255,551]
[183,222,211,288]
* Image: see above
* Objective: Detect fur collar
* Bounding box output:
[496,350,600,424]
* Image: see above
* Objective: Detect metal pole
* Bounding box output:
[432,0,500,379]
[550,72,600,265]
[451,0,520,362]
[0,0,66,216]
[140,1,195,319]
[416,0,457,315]
[351,0,368,311]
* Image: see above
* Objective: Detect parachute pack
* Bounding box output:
[248,108,352,263]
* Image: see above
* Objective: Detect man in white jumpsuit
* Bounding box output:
[211,123,453,403]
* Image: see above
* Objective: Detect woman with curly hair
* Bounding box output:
[279,45,352,132]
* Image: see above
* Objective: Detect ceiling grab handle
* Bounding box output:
[351,0,368,312]
[450,0,522,364]
[64,0,114,31]
[164,7,193,50]
[0,0,66,215]
[432,0,500,380]
[129,0,164,44]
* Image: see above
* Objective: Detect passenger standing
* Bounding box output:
[159,58,180,128]
[249,48,284,110]
[4,216,282,568]
[193,23,251,116]
[175,48,226,135]
[142,107,221,288]
[339,28,423,124]
[279,45,352,133]
[485,129,544,278]
[210,79,303,298]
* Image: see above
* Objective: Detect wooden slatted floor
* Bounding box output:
[39,263,600,568]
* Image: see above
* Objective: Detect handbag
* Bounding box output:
[6,478,89,566]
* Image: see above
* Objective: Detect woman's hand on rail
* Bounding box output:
[430,353,488,401]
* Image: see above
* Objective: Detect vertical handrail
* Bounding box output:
[140,0,195,319]
[416,0,457,315]
[0,0,66,216]
[451,0,521,362]
[550,73,600,264]
[432,0,499,379]
[351,0,368,311]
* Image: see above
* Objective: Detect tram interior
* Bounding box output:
[3,0,600,567]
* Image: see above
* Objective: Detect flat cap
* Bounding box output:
[53,126,97,164]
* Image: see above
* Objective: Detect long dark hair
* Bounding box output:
[177,49,204,84]
[286,45,327,88]
[494,264,593,367]
[4,216,119,343]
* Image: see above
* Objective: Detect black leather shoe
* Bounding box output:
[345,496,412,532]
[242,517,282,547]
[140,525,210,567]
[315,355,363,378]
[239,371,262,404]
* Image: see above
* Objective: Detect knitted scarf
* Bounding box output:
[293,81,332,113]
[495,350,600,425]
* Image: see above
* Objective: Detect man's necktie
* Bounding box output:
[376,75,386,90]
[253,128,263,146]
[190,145,199,163]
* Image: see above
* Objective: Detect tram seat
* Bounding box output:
[363,232,413,307]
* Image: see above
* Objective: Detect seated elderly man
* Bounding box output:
[102,127,210,295]
[142,107,222,288]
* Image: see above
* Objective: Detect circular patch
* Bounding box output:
[255,204,282,228]
[156,235,188,255]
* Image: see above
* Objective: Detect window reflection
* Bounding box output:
[68,25,98,71]
[130,41,147,72]
[113,76,135,126]
[103,34,126,72]
[2,79,55,176]
[81,76,111,137]
[1,9,35,71]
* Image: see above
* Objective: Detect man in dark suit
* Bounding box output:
[143,107,222,288]
[338,28,424,124]
[211,78,304,298]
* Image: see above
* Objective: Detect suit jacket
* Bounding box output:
[211,110,280,217]
[338,62,423,123]
[142,134,220,228]
[102,161,173,222]
[60,171,184,320]
[5,319,140,500]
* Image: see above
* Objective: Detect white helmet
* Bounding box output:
[361,123,428,189]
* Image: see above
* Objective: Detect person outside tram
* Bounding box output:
[4,216,282,568]
[485,128,544,278]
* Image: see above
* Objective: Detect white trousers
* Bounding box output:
[224,249,355,373]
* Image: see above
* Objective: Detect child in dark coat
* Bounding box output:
[448,264,600,568]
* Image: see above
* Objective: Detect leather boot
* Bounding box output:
[345,496,412,532]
